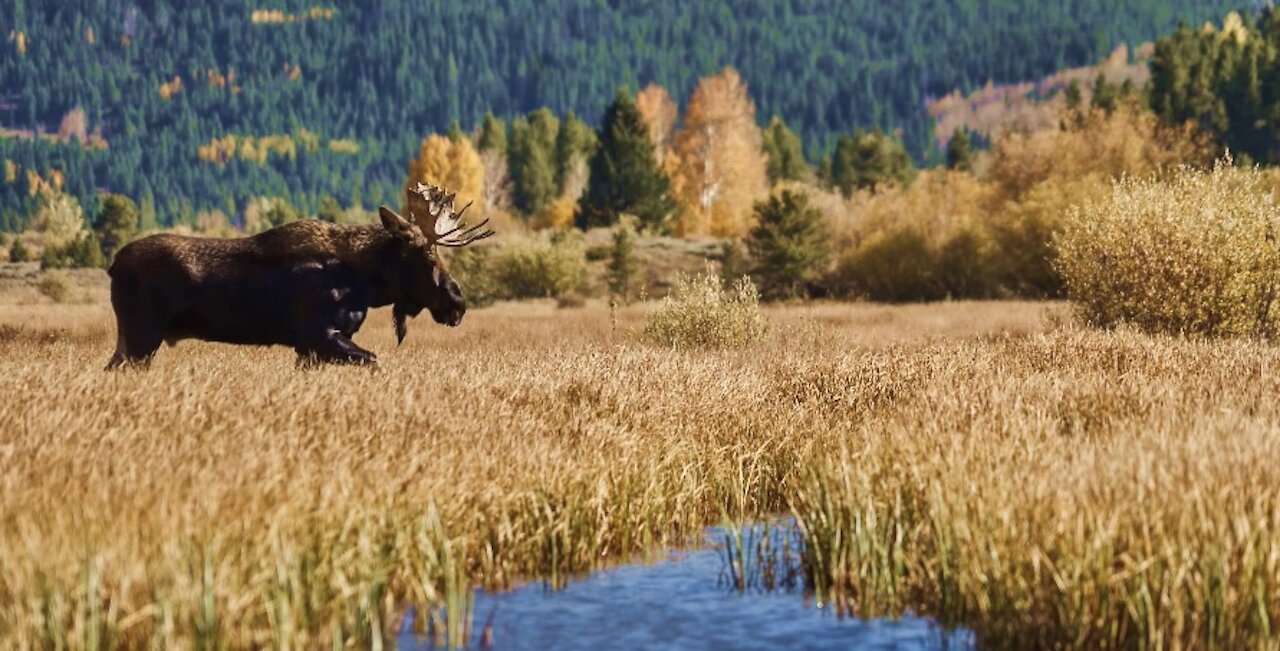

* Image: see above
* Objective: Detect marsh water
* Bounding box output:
[396,525,974,650]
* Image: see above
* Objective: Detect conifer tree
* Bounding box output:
[93,193,140,261]
[746,189,829,299]
[605,223,639,302]
[945,127,973,172]
[316,195,343,223]
[578,90,675,231]
[1064,79,1083,111]
[477,111,507,154]
[446,120,465,142]
[830,129,915,197]
[8,236,30,263]
[508,108,560,214]
[761,116,808,184]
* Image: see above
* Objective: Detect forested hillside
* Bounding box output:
[0,0,1241,228]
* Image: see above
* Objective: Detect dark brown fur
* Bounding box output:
[106,216,466,369]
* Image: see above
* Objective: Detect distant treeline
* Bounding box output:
[0,0,1236,229]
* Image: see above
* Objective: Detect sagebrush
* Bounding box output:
[643,270,766,348]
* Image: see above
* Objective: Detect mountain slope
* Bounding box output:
[0,0,1241,227]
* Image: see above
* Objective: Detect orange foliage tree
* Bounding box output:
[672,67,768,236]
[636,83,677,162]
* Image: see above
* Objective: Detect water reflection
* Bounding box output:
[398,525,974,650]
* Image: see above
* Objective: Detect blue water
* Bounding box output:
[396,526,975,650]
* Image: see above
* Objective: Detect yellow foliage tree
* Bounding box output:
[33,190,87,251]
[58,108,88,143]
[672,67,768,236]
[405,133,484,211]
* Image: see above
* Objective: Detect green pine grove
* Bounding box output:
[0,0,1240,230]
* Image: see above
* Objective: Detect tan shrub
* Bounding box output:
[643,269,765,348]
[488,231,585,299]
[35,270,73,303]
[1057,161,1280,339]
[819,171,999,300]
[829,227,941,302]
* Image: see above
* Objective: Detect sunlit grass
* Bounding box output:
[0,294,1275,648]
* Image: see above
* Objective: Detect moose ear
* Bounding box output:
[379,206,417,239]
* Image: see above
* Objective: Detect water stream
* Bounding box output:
[396,525,975,650]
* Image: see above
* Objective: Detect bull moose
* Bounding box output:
[105,183,492,369]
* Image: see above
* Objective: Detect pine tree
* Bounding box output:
[8,236,30,262]
[1064,79,1083,111]
[761,116,808,184]
[746,189,830,299]
[1091,73,1121,112]
[477,111,507,154]
[71,232,105,268]
[93,193,140,260]
[605,223,639,302]
[578,90,675,231]
[718,238,750,286]
[446,120,465,142]
[945,127,973,172]
[508,108,559,214]
[830,129,915,197]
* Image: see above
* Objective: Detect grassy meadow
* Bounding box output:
[0,268,1277,649]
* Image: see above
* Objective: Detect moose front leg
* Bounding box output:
[295,330,378,368]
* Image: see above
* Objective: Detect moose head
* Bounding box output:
[378,183,493,342]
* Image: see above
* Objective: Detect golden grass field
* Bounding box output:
[1,270,1278,649]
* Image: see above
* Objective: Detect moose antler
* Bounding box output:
[405,182,495,248]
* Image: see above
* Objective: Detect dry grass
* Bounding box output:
[793,328,1280,648]
[0,291,1276,649]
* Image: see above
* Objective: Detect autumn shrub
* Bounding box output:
[1057,162,1280,339]
[35,270,73,303]
[815,106,1211,302]
[444,246,501,308]
[488,231,585,299]
[829,227,941,302]
[643,269,765,348]
[934,224,998,298]
[983,103,1212,295]
[40,232,104,269]
[822,171,998,301]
